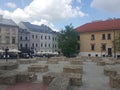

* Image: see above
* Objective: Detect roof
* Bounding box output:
[76,19,120,33]
[19,22,56,34]
[0,18,17,27]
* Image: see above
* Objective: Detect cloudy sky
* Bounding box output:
[0,0,120,31]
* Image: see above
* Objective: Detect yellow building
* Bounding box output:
[76,19,120,57]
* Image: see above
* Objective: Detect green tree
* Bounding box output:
[113,33,120,52]
[58,24,79,57]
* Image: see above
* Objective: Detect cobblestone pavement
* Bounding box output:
[70,61,120,90]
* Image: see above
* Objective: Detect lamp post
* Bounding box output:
[5,47,9,62]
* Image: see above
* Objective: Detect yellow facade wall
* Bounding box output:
[78,30,120,56]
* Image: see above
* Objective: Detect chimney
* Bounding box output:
[0,15,3,20]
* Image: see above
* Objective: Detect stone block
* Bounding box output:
[47,76,70,90]
[0,62,18,70]
[16,71,37,83]
[47,59,58,64]
[109,74,120,88]
[18,59,37,64]
[43,72,59,85]
[70,60,83,65]
[0,71,18,85]
[28,64,48,72]
[97,61,105,66]
[63,65,83,74]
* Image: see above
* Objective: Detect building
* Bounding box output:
[0,15,18,51]
[76,19,120,57]
[18,22,58,54]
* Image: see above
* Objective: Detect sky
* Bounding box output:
[0,0,120,31]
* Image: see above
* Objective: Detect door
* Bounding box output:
[108,48,112,56]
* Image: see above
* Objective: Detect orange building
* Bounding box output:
[76,19,120,57]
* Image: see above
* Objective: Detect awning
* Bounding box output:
[8,49,21,53]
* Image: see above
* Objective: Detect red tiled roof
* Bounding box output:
[76,19,120,33]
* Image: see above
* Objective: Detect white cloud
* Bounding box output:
[91,0,120,13]
[32,19,59,32]
[5,2,17,9]
[0,0,85,31]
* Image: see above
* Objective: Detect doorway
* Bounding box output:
[108,48,112,56]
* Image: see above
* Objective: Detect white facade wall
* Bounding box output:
[0,26,18,50]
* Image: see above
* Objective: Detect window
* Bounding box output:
[20,36,22,40]
[36,43,38,47]
[12,37,16,44]
[32,43,34,48]
[41,43,43,47]
[49,36,50,40]
[45,36,47,39]
[36,35,38,39]
[77,36,80,41]
[55,44,56,48]
[53,44,54,48]
[53,37,54,41]
[5,36,10,44]
[91,44,95,50]
[102,34,105,40]
[25,44,28,48]
[41,35,43,39]
[108,34,111,40]
[0,36,1,43]
[49,44,50,47]
[91,34,95,40]
[32,35,34,39]
[0,28,1,33]
[45,43,47,47]
[102,44,106,51]
[25,37,27,40]
[20,44,22,48]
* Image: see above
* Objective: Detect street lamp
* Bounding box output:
[5,47,9,62]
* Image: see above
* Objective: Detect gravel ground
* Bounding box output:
[0,58,120,90]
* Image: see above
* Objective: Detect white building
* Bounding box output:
[0,15,18,50]
[18,22,58,54]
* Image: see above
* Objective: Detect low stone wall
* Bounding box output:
[0,62,18,70]
[63,65,83,74]
[109,74,120,88]
[28,64,48,72]
[105,61,116,65]
[16,71,37,83]
[18,59,37,64]
[47,59,58,64]
[47,76,70,90]
[43,72,82,86]
[97,61,105,66]
[49,56,66,61]
[70,60,83,65]
[43,72,59,85]
[0,71,18,85]
[104,65,120,76]
[0,71,37,85]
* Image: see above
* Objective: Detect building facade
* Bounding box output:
[76,19,120,57]
[0,15,18,50]
[18,22,58,54]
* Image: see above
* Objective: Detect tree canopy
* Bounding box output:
[113,33,120,52]
[58,24,79,57]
